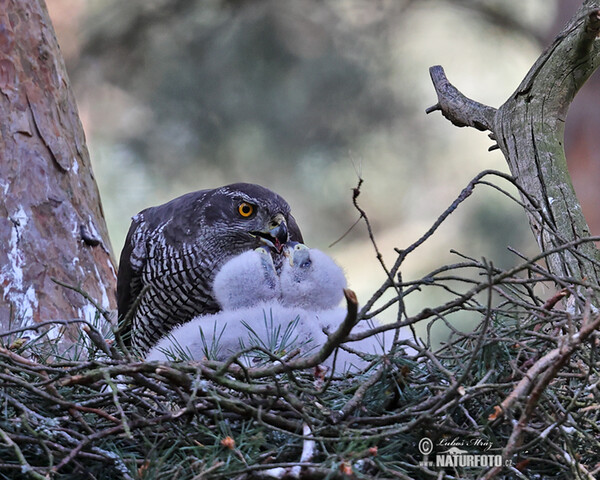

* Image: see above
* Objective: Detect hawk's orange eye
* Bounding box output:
[238,202,254,217]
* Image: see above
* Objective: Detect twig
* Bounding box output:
[329,364,386,424]
[484,308,600,479]
[0,427,47,480]
[51,278,113,322]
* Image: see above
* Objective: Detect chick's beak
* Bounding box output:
[282,241,299,258]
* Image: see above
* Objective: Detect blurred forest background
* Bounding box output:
[46,0,600,333]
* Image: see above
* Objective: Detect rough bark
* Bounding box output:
[0,0,116,341]
[427,0,600,286]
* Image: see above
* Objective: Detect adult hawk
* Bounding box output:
[117,183,303,353]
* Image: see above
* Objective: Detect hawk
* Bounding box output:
[117,183,303,354]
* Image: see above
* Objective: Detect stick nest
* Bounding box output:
[2,172,600,480]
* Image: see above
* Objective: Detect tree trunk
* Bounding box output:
[427,0,600,287]
[0,0,116,342]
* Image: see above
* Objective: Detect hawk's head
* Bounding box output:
[146,182,303,273]
[206,183,302,254]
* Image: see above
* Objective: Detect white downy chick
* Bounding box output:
[279,244,390,371]
[213,247,280,310]
[280,243,346,310]
[147,245,392,372]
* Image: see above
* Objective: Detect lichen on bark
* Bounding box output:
[0,0,116,343]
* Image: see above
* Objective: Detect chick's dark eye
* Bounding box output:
[238,202,254,218]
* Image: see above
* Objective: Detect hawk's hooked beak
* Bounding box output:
[252,213,289,253]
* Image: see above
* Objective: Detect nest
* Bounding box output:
[2,173,600,480]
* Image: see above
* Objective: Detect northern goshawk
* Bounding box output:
[117,183,303,354]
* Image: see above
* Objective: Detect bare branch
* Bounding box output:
[425,65,497,131]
